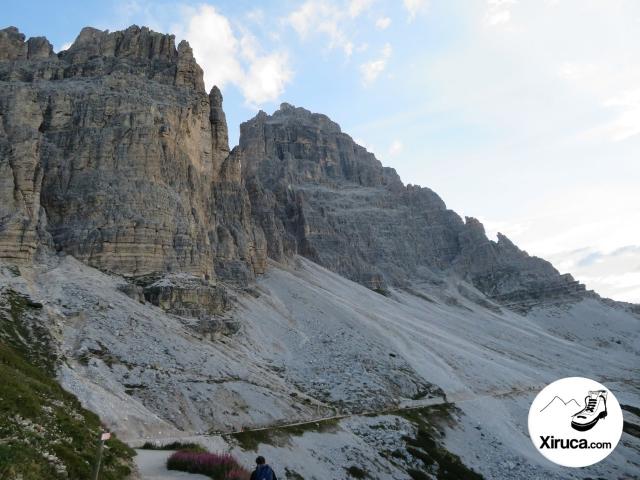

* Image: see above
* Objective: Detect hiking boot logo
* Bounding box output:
[528,377,624,468]
[571,390,607,432]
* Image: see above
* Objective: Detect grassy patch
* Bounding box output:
[141,441,207,452]
[345,465,368,478]
[403,287,436,303]
[621,404,640,417]
[623,421,640,439]
[395,404,484,480]
[373,287,391,297]
[284,467,305,479]
[0,289,135,479]
[226,418,340,451]
[0,289,53,374]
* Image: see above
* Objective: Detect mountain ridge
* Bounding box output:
[1,25,639,480]
[0,24,601,313]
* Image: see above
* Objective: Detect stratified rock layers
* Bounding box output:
[0,26,265,282]
[1,25,585,309]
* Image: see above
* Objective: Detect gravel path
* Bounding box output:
[134,450,210,480]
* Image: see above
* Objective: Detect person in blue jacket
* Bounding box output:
[250,456,278,480]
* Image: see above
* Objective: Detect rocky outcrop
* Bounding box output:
[0,27,54,61]
[237,104,588,306]
[0,26,265,285]
[0,25,588,311]
[453,218,586,311]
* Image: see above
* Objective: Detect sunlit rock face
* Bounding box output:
[0,25,265,283]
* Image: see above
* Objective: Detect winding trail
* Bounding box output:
[132,383,544,446]
[133,384,546,479]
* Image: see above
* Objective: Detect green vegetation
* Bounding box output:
[226,418,340,451]
[402,287,435,303]
[141,441,207,452]
[0,289,52,374]
[621,404,640,417]
[373,287,390,297]
[0,288,135,479]
[395,405,484,480]
[284,467,305,479]
[623,421,640,439]
[621,404,640,439]
[345,465,368,478]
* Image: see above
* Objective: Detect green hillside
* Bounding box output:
[0,286,135,479]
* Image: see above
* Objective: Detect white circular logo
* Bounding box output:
[528,377,623,467]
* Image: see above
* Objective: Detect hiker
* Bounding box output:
[250,456,278,480]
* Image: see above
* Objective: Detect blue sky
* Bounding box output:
[4,0,640,302]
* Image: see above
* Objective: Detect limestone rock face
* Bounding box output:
[0,26,265,283]
[139,274,230,322]
[237,104,587,306]
[0,25,587,311]
[0,27,54,61]
[453,219,585,311]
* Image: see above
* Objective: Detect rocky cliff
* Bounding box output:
[236,104,586,308]
[0,25,585,311]
[0,25,265,285]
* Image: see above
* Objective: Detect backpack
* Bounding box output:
[254,465,275,480]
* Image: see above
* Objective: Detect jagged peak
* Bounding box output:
[279,102,296,111]
[67,25,178,60]
[496,232,517,248]
[0,26,53,61]
[209,85,223,101]
[246,102,344,134]
[464,216,486,232]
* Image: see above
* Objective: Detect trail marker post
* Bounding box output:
[92,432,110,480]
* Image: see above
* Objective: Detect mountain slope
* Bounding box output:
[0,275,135,479]
[2,255,637,479]
[0,25,638,480]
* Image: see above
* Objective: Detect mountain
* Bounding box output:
[0,25,265,283]
[236,103,587,311]
[0,24,587,311]
[0,25,638,480]
[540,396,581,413]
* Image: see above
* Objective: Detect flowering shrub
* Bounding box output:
[167,450,250,479]
[226,468,252,480]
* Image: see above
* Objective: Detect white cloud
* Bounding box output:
[287,1,320,37]
[484,0,516,26]
[286,0,371,56]
[545,247,640,303]
[177,5,292,106]
[388,139,404,156]
[597,88,640,141]
[178,5,244,90]
[246,8,265,23]
[375,16,392,30]
[403,0,429,22]
[349,0,374,18]
[242,51,293,105]
[360,43,392,85]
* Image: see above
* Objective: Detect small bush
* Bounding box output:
[141,441,206,452]
[167,450,250,480]
[346,465,368,478]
